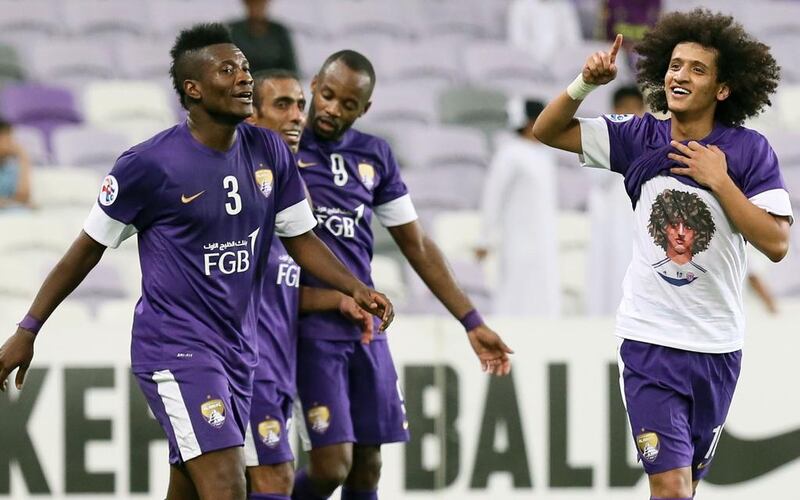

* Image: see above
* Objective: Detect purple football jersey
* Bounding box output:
[254,236,300,394]
[297,128,417,341]
[83,121,315,388]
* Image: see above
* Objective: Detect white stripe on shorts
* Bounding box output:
[152,369,202,462]
[615,337,629,411]
[243,420,258,466]
[293,398,313,452]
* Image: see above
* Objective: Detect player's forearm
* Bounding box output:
[531,91,584,153]
[402,236,475,319]
[713,178,790,262]
[299,286,346,313]
[281,232,364,297]
[27,231,106,324]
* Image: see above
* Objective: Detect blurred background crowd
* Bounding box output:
[1,0,799,319]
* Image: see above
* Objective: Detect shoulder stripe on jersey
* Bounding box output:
[651,257,671,268]
[691,261,708,273]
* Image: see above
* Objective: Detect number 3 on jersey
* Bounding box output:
[223,175,242,215]
[331,154,348,186]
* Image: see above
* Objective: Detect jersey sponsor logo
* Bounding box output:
[258,417,282,447]
[99,175,118,206]
[297,159,317,168]
[636,431,660,462]
[255,168,273,198]
[202,228,260,276]
[200,398,226,428]
[307,405,331,434]
[606,113,634,123]
[314,206,363,239]
[358,162,376,190]
[276,254,300,287]
[647,189,715,287]
[180,190,206,204]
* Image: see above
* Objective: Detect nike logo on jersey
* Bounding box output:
[181,191,206,204]
[297,160,317,168]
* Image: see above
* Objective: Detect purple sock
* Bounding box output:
[250,494,290,500]
[292,469,329,500]
[340,488,377,500]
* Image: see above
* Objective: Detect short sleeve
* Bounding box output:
[578,113,652,176]
[373,142,418,227]
[268,133,317,237]
[742,134,793,223]
[82,151,162,248]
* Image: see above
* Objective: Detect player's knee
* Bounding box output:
[649,469,693,498]
[248,463,294,494]
[347,447,382,490]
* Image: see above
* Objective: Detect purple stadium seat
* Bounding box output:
[324,0,415,40]
[0,84,82,154]
[116,38,173,80]
[363,82,440,127]
[63,0,150,39]
[0,1,61,53]
[28,40,115,88]
[392,125,488,170]
[51,125,131,170]
[381,41,462,87]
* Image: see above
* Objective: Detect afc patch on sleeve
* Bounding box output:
[99,175,119,206]
[605,113,635,123]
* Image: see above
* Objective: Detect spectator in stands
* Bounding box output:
[476,99,561,316]
[0,119,32,209]
[229,0,298,74]
[612,84,646,116]
[601,0,661,65]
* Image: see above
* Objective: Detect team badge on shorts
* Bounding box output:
[358,162,375,190]
[258,418,282,448]
[200,398,226,428]
[307,405,331,434]
[255,168,274,198]
[636,431,660,462]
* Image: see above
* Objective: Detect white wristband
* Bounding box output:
[566,73,598,101]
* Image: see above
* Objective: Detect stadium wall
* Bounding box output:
[1,303,798,500]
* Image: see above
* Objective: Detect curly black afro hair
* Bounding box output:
[648,189,716,255]
[634,9,780,127]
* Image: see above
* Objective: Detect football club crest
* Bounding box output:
[255,168,274,198]
[258,418,282,448]
[636,431,660,462]
[200,398,226,428]
[307,405,331,434]
[358,162,375,190]
[99,175,118,206]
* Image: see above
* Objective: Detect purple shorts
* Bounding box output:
[244,379,295,466]
[134,364,251,465]
[617,339,741,480]
[296,338,410,448]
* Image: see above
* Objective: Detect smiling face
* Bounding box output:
[249,77,306,152]
[308,60,372,141]
[184,43,254,122]
[664,42,730,119]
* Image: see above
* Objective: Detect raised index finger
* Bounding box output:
[609,34,623,63]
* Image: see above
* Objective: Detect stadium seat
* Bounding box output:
[0,43,23,84]
[401,257,492,314]
[0,1,61,52]
[63,0,151,41]
[12,125,50,166]
[82,80,176,143]
[775,85,800,132]
[403,165,485,210]
[391,124,488,170]
[115,38,174,81]
[325,0,415,40]
[363,82,440,127]
[271,0,327,39]
[438,86,508,131]
[462,41,551,92]
[295,36,334,79]
[51,125,130,170]
[30,167,103,209]
[28,39,116,89]
[432,210,482,263]
[507,0,583,65]
[0,83,82,154]
[380,41,463,88]
[411,0,495,43]
[740,1,800,38]
[148,0,241,37]
[371,255,406,303]
[767,130,800,166]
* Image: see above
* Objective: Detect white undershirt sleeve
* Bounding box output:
[275,199,317,237]
[749,188,794,225]
[577,117,611,170]
[374,194,418,227]
[82,203,138,248]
